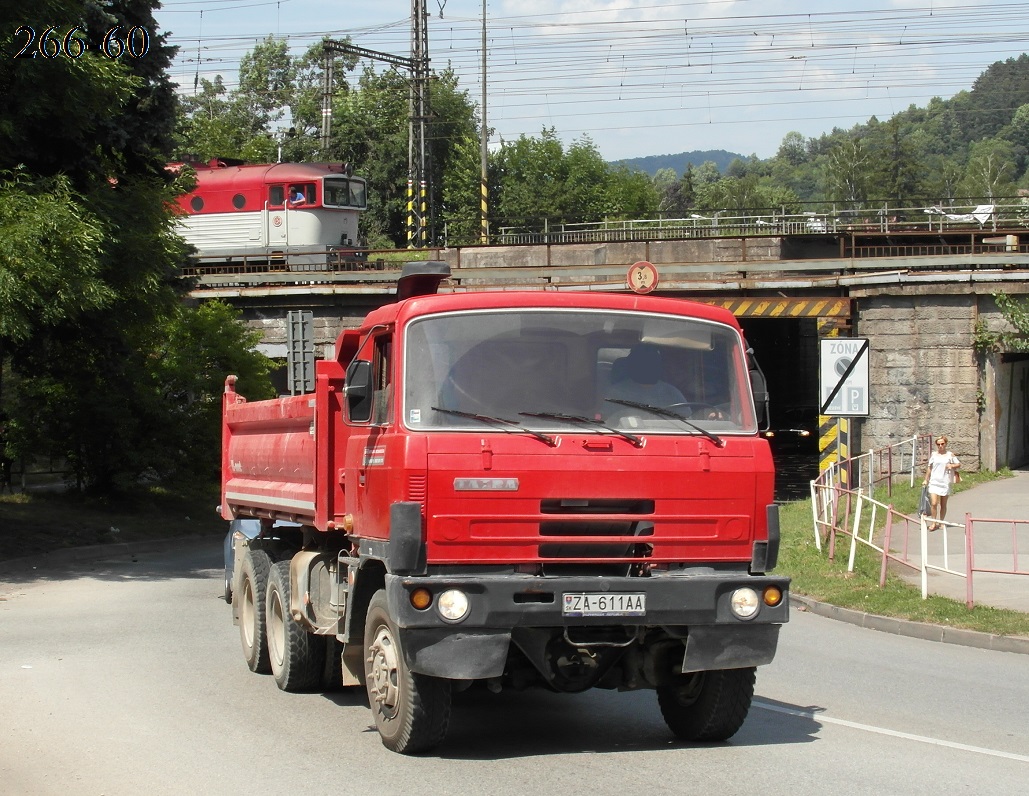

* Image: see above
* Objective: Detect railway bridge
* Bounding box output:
[188,227,1029,474]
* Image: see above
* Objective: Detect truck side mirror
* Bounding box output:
[746,347,770,429]
[346,360,373,422]
[750,367,769,427]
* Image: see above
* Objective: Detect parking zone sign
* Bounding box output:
[819,338,870,417]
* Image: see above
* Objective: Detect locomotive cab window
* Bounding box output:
[349,179,367,208]
[268,185,285,207]
[324,177,367,209]
[289,183,314,206]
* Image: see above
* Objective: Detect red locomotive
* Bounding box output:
[172,159,368,267]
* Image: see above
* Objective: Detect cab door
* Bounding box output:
[266,184,288,246]
[343,334,395,540]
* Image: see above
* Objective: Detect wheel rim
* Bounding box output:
[241,577,256,648]
[267,585,285,668]
[367,624,401,719]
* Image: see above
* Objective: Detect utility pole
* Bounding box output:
[321,0,432,247]
[480,0,489,244]
[410,0,431,247]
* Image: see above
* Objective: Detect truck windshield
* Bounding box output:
[403,308,757,435]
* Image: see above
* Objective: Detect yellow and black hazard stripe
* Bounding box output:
[817,315,851,481]
[699,297,851,318]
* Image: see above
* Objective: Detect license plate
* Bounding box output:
[562,593,646,617]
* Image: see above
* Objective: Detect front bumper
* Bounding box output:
[384,570,789,679]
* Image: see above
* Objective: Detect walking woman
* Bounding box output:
[923,435,961,530]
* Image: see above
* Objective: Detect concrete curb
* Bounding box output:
[791,594,1029,656]
[4,540,1028,656]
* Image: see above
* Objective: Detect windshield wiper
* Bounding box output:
[604,399,725,448]
[431,406,556,446]
[519,410,644,448]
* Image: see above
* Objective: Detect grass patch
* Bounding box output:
[0,482,225,563]
[778,469,1029,639]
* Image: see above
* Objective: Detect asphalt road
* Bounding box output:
[1,540,1027,796]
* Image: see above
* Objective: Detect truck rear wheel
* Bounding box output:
[266,559,325,692]
[657,666,756,742]
[364,590,451,754]
[239,548,271,674]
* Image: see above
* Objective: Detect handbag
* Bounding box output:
[953,470,961,484]
[919,485,931,516]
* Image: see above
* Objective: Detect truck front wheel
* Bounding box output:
[363,590,451,754]
[239,548,271,674]
[657,666,756,742]
[266,559,325,692]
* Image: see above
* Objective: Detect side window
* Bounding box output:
[269,185,285,207]
[288,183,315,206]
[372,336,393,425]
[349,180,367,208]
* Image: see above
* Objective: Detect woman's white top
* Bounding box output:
[927,449,960,496]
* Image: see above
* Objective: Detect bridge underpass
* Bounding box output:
[191,233,1029,481]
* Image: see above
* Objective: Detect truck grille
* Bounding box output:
[538,498,655,575]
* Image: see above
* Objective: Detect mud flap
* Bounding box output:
[401,628,512,679]
[682,624,780,673]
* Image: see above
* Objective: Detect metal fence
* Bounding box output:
[495,199,1029,246]
[810,435,1028,608]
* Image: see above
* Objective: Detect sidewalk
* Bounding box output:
[898,468,1029,613]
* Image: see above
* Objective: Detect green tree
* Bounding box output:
[0,173,112,343]
[491,129,569,231]
[564,136,614,222]
[823,137,872,207]
[878,118,925,206]
[606,165,659,219]
[440,132,484,246]
[776,132,808,167]
[1,1,277,495]
[962,138,1016,203]
[175,76,248,160]
[144,301,275,481]
[331,66,416,246]
[660,164,697,216]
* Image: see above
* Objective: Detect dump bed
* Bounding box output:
[221,377,319,525]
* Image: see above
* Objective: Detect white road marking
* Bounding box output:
[753,699,1029,763]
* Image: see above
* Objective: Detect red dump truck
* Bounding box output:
[221,262,789,754]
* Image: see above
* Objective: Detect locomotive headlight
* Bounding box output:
[437,589,470,622]
[730,588,760,619]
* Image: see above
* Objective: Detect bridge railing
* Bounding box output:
[810,435,1028,608]
[494,198,1029,246]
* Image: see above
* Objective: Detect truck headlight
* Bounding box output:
[730,588,760,619]
[437,589,470,622]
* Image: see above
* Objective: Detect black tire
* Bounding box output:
[239,548,271,674]
[363,590,451,754]
[657,667,756,742]
[266,559,326,692]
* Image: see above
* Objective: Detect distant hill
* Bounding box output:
[611,150,743,176]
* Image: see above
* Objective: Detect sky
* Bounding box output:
[153,1,1029,162]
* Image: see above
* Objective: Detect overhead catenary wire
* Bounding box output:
[158,1,1029,157]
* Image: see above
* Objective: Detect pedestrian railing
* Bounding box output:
[810,435,1028,608]
[962,515,1029,608]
